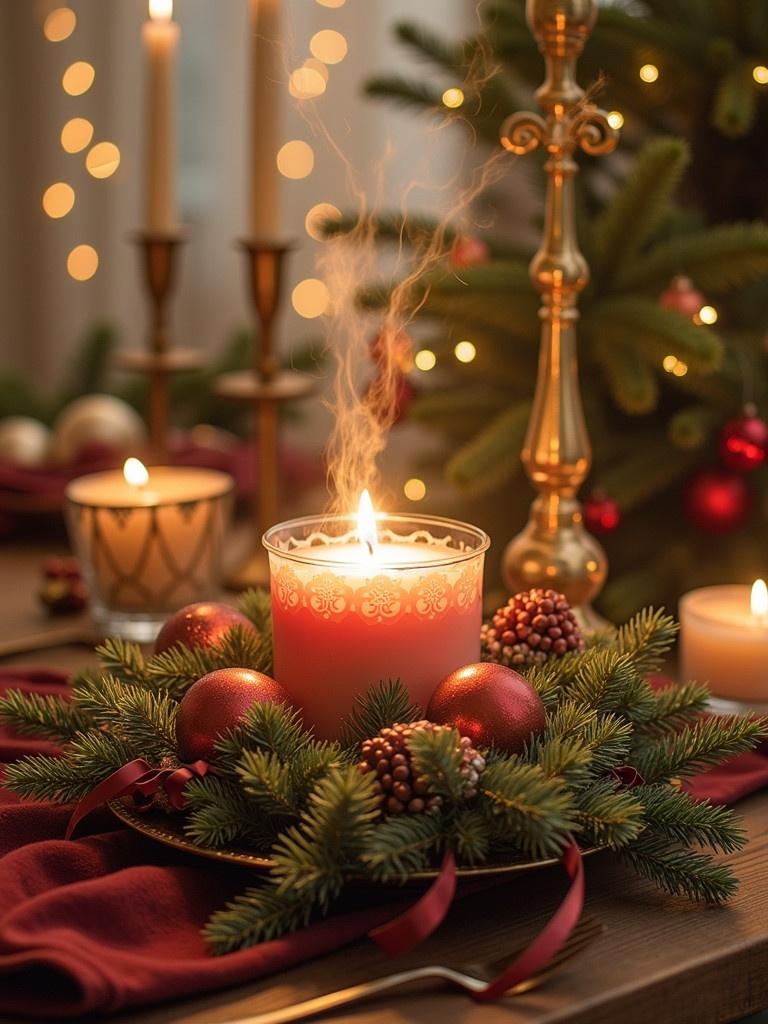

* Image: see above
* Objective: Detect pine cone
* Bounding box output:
[481,588,584,668]
[357,720,485,815]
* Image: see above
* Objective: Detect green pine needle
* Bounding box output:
[339,679,421,751]
[620,834,739,904]
[361,811,444,880]
[0,688,91,743]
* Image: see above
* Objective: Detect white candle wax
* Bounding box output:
[249,0,281,237]
[680,585,768,704]
[142,2,179,232]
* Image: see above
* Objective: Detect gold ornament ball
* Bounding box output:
[50,394,147,465]
[0,416,51,468]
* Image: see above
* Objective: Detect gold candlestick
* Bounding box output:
[216,240,316,589]
[498,0,618,630]
[116,231,202,462]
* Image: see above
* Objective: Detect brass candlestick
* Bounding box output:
[216,240,316,589]
[116,231,202,462]
[499,0,618,630]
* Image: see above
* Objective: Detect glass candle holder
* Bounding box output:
[66,466,234,642]
[263,512,490,739]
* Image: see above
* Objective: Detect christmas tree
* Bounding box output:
[361,1,768,620]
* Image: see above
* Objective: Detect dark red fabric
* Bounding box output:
[1,669,767,1019]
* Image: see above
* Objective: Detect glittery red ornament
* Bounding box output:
[426,663,546,754]
[584,492,621,535]
[684,467,753,534]
[659,275,707,320]
[154,602,257,654]
[719,409,768,473]
[176,668,290,761]
[450,235,490,269]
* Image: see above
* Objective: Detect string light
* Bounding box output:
[43,7,76,42]
[42,182,75,219]
[310,29,347,64]
[86,141,121,179]
[62,61,95,96]
[305,202,341,241]
[67,245,99,281]
[662,355,688,377]
[442,87,464,109]
[289,66,326,99]
[414,349,437,372]
[454,340,477,363]
[276,140,314,179]
[61,117,93,153]
[639,63,659,83]
[753,65,768,85]
[403,478,427,502]
[292,278,330,318]
[696,304,718,325]
[607,110,624,130]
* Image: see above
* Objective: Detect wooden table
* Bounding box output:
[2,537,768,1024]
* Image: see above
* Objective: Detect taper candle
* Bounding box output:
[248,0,281,237]
[142,0,179,232]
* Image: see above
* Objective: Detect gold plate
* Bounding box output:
[109,799,593,880]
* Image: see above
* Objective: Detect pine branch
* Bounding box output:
[238,750,301,821]
[620,833,739,904]
[565,649,655,723]
[394,21,462,72]
[575,779,645,849]
[238,588,273,637]
[480,758,576,858]
[3,731,136,803]
[713,65,756,139]
[143,644,213,700]
[0,688,91,743]
[361,811,444,880]
[364,75,443,112]
[636,716,765,784]
[214,701,311,774]
[544,702,633,775]
[614,607,679,677]
[445,402,530,495]
[72,674,178,760]
[592,338,659,415]
[636,681,711,737]
[205,884,315,954]
[408,726,467,802]
[339,679,421,751]
[526,736,594,787]
[94,637,147,687]
[636,784,746,854]
[183,775,276,849]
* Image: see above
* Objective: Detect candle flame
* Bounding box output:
[751,578,768,619]
[149,0,172,22]
[357,489,377,557]
[123,457,149,488]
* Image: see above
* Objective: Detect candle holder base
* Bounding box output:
[91,607,169,644]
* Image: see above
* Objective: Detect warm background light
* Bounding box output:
[316,0,345,6]
[607,110,624,129]
[42,182,75,219]
[123,457,149,487]
[291,278,330,318]
[61,117,93,153]
[403,478,427,502]
[67,244,99,281]
[276,140,314,179]
[697,304,718,325]
[310,29,348,64]
[303,58,329,82]
[149,0,173,21]
[753,65,768,85]
[86,141,121,179]
[414,349,437,371]
[289,66,327,99]
[454,340,477,363]
[62,61,95,96]
[442,87,464,109]
[305,202,341,240]
[43,7,76,42]
[639,63,659,83]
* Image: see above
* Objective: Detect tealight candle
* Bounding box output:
[679,580,768,713]
[263,492,490,739]
[66,459,233,641]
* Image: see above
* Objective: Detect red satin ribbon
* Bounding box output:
[369,837,584,1002]
[65,757,208,840]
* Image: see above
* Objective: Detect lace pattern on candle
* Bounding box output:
[276,526,475,558]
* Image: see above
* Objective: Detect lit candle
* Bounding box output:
[66,460,233,641]
[264,493,490,739]
[679,580,768,712]
[142,0,179,232]
[248,0,281,237]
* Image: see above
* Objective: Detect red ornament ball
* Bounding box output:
[176,668,289,761]
[719,410,768,473]
[684,467,753,534]
[584,492,621,535]
[155,602,257,655]
[658,275,707,320]
[427,663,546,754]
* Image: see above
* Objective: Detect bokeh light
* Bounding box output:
[85,141,121,178]
[67,245,99,281]
[607,110,624,130]
[310,29,348,64]
[42,182,75,219]
[697,304,718,325]
[44,7,76,42]
[276,140,314,179]
[663,355,688,377]
[289,66,327,99]
[292,278,330,318]
[305,202,341,241]
[316,0,345,6]
[454,340,477,363]
[414,349,437,372]
[639,63,659,83]
[62,61,95,96]
[442,87,464,109]
[61,117,93,153]
[303,58,329,82]
[753,65,768,85]
[403,478,427,502]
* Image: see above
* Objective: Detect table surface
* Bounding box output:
[2,537,768,1024]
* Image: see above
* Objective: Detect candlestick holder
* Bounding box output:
[215,240,316,589]
[115,231,202,463]
[498,0,619,631]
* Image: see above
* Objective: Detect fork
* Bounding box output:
[223,915,602,1024]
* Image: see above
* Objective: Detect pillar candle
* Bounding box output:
[248,0,281,237]
[142,0,179,232]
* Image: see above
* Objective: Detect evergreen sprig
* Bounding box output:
[0,687,91,743]
[339,679,420,750]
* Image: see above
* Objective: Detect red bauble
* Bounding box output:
[450,235,490,269]
[684,467,753,534]
[154,602,257,655]
[176,668,290,761]
[719,410,768,473]
[426,663,546,754]
[584,492,621,535]
[659,275,706,320]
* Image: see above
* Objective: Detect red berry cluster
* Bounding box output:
[358,720,486,816]
[481,588,584,668]
[39,556,88,614]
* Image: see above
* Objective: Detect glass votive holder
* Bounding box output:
[66,466,234,642]
[263,512,490,740]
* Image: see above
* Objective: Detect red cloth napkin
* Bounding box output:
[1,670,767,1020]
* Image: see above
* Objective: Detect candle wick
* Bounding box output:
[364,540,374,557]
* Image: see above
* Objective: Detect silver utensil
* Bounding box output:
[224,915,602,1024]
